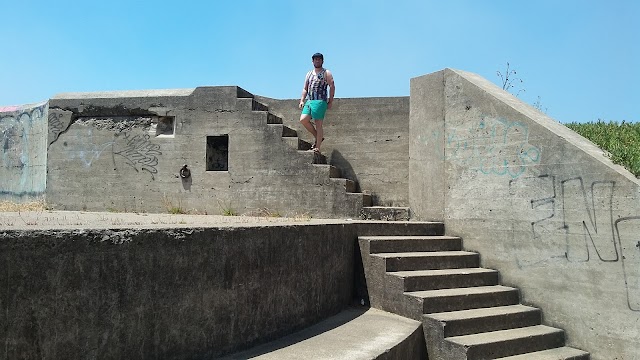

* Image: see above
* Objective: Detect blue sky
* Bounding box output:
[2,0,638,123]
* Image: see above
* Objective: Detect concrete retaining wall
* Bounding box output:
[257,96,410,207]
[0,103,48,202]
[0,224,355,359]
[410,68,640,360]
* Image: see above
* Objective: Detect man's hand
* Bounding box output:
[299,100,305,109]
[327,100,333,110]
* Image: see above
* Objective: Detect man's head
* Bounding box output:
[312,53,324,68]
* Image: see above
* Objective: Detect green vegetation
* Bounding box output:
[222,208,238,216]
[565,120,640,177]
[162,194,187,214]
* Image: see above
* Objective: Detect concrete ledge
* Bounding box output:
[221,307,425,360]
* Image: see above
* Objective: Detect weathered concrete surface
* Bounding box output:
[46,87,367,218]
[257,96,410,207]
[0,212,444,359]
[221,307,426,360]
[410,68,640,360]
[0,220,356,359]
[0,102,48,202]
[0,210,334,230]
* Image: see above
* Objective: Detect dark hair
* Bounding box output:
[312,53,324,60]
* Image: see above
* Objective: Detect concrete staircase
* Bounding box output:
[239,95,411,220]
[359,232,590,359]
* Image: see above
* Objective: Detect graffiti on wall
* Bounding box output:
[420,116,541,178]
[0,104,47,196]
[509,174,640,311]
[62,128,162,179]
[48,111,73,145]
[113,133,161,176]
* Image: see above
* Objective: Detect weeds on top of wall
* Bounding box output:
[0,200,48,212]
[162,194,187,214]
[244,208,282,218]
[566,120,640,177]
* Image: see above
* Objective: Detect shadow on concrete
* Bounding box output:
[354,242,370,307]
[329,149,361,192]
[220,307,369,359]
[181,175,192,191]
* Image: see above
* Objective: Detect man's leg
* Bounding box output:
[314,120,323,150]
[299,113,317,140]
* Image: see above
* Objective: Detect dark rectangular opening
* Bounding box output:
[206,135,229,171]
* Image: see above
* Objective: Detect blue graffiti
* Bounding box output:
[420,116,541,179]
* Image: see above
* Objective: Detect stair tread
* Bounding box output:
[494,346,589,359]
[427,304,539,322]
[390,268,497,278]
[372,250,476,258]
[447,325,563,346]
[359,235,461,241]
[406,285,516,298]
[363,206,410,209]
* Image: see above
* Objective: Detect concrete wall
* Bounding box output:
[0,103,48,202]
[46,87,366,218]
[410,68,640,360]
[0,224,355,359]
[257,96,410,207]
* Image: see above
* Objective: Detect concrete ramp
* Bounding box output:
[221,307,425,360]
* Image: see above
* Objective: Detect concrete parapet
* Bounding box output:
[0,223,355,358]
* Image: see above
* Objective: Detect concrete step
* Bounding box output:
[406,285,520,314]
[362,193,373,207]
[313,164,341,178]
[267,112,283,124]
[391,268,499,291]
[331,178,357,193]
[294,150,327,164]
[283,137,313,150]
[426,305,542,337]
[361,235,462,254]
[355,222,445,237]
[282,125,297,137]
[267,123,298,137]
[220,307,425,360]
[494,346,590,359]
[345,192,372,209]
[372,250,479,271]
[446,325,566,359]
[236,97,269,111]
[361,206,410,221]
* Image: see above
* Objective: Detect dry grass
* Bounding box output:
[0,200,48,212]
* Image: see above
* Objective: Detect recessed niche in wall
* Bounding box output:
[206,135,229,171]
[151,116,175,137]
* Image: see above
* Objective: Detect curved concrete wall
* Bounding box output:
[0,224,355,359]
[410,68,640,360]
[0,102,48,202]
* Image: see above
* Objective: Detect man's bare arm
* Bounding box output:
[299,78,309,109]
[326,70,335,109]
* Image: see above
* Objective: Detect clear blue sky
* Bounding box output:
[2,0,638,123]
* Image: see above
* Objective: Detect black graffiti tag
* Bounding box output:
[113,133,161,176]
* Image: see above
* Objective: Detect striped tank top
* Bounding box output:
[305,69,329,101]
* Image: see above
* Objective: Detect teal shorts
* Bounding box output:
[301,100,328,120]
